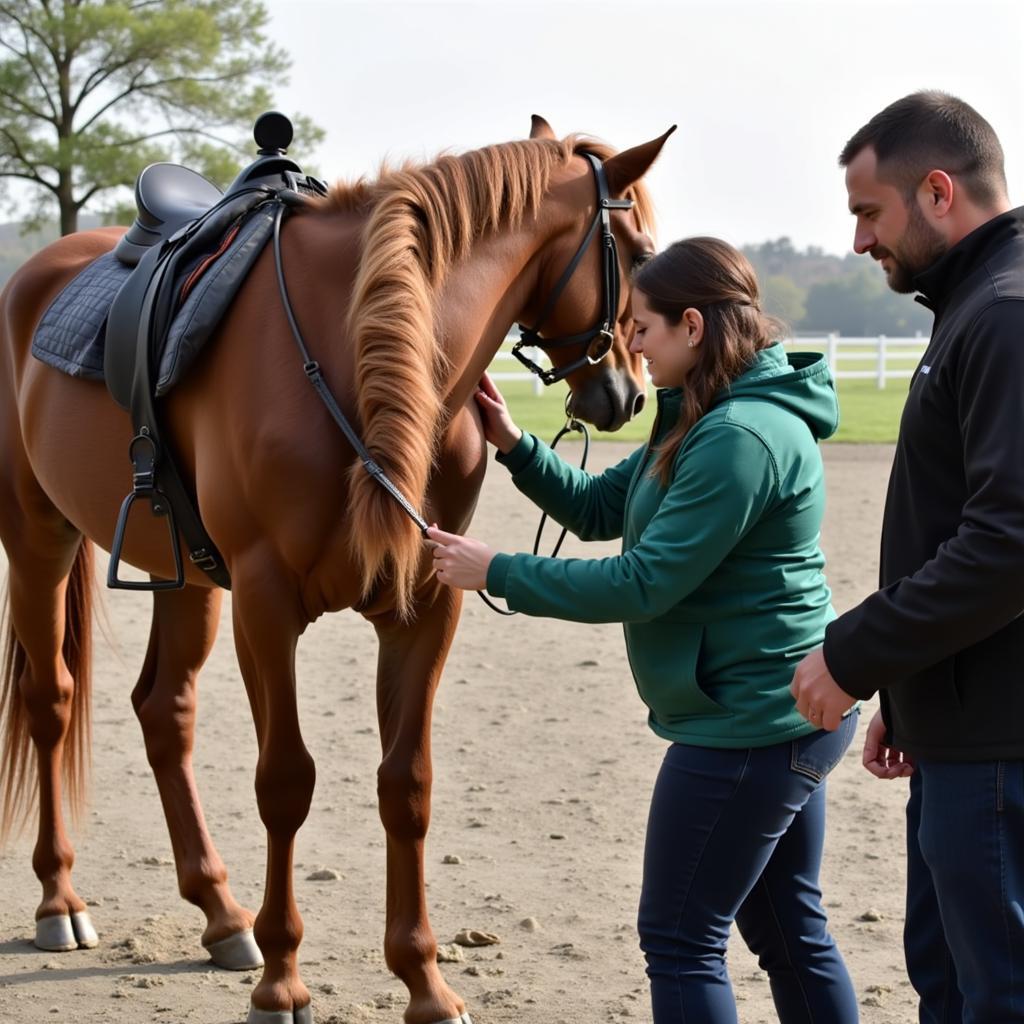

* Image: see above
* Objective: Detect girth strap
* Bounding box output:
[108,232,233,590]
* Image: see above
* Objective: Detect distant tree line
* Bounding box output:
[743,237,934,337]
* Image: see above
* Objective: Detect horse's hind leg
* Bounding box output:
[371,583,472,1024]
[0,516,98,952]
[131,584,261,970]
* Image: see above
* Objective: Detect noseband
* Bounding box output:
[512,153,635,386]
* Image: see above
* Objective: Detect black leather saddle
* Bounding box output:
[105,111,327,593]
[113,110,312,267]
[113,163,225,267]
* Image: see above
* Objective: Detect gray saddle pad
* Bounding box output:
[32,250,129,381]
[31,204,275,394]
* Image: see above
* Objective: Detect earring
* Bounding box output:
[687,341,695,348]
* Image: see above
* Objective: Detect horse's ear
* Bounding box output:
[530,114,556,140]
[603,125,677,194]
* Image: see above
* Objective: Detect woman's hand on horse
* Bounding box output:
[425,525,496,591]
[475,372,522,453]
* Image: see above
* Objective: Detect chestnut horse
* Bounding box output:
[0,117,669,1023]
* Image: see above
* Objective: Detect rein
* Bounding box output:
[272,198,431,535]
[476,410,590,617]
[271,150,627,614]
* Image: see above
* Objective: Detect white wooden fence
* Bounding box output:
[490,333,928,393]
[799,333,928,389]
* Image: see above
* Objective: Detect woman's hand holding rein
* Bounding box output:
[426,526,495,591]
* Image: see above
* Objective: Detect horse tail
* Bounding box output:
[0,539,94,844]
[347,194,448,620]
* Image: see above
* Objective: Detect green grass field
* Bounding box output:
[498,373,909,445]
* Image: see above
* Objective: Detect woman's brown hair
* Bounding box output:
[632,237,785,483]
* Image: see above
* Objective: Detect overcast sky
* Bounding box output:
[258,0,1024,256]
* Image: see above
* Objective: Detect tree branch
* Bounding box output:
[74,65,159,133]
[72,54,142,112]
[0,35,57,121]
[0,167,55,191]
[0,124,38,166]
[77,61,259,133]
[74,182,107,207]
[138,67,267,92]
[0,3,60,64]
[77,125,240,151]
[0,83,52,122]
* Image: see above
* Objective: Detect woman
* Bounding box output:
[427,237,859,1023]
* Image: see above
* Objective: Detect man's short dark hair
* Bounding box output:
[839,91,1007,207]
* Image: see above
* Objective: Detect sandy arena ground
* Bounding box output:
[0,441,916,1024]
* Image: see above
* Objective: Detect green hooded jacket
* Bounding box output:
[486,343,841,747]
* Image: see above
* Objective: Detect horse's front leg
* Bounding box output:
[231,555,316,1024]
[131,584,261,970]
[371,581,472,1024]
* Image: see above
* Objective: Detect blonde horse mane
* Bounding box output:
[316,135,654,619]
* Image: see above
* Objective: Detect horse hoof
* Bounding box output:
[246,1004,313,1024]
[204,928,263,970]
[35,912,99,951]
[430,1014,474,1024]
[71,911,99,948]
[34,915,75,951]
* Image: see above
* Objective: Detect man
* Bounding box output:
[791,91,1024,1022]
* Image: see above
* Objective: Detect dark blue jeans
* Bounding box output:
[905,759,1024,1023]
[638,712,859,1024]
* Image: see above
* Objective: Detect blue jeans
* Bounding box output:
[905,759,1024,1023]
[638,712,859,1024]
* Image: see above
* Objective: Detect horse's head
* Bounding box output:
[515,118,675,431]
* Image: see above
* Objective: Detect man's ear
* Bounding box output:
[921,169,954,217]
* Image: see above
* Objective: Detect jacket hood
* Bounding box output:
[703,342,839,441]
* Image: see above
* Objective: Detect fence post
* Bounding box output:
[877,334,887,389]
[827,332,838,377]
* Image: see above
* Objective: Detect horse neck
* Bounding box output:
[433,198,577,413]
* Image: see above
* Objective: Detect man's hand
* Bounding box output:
[862,708,914,778]
[790,646,858,731]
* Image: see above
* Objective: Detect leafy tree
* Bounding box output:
[0,0,323,234]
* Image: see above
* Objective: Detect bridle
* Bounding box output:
[512,152,635,386]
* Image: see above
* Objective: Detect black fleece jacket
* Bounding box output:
[823,207,1024,761]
